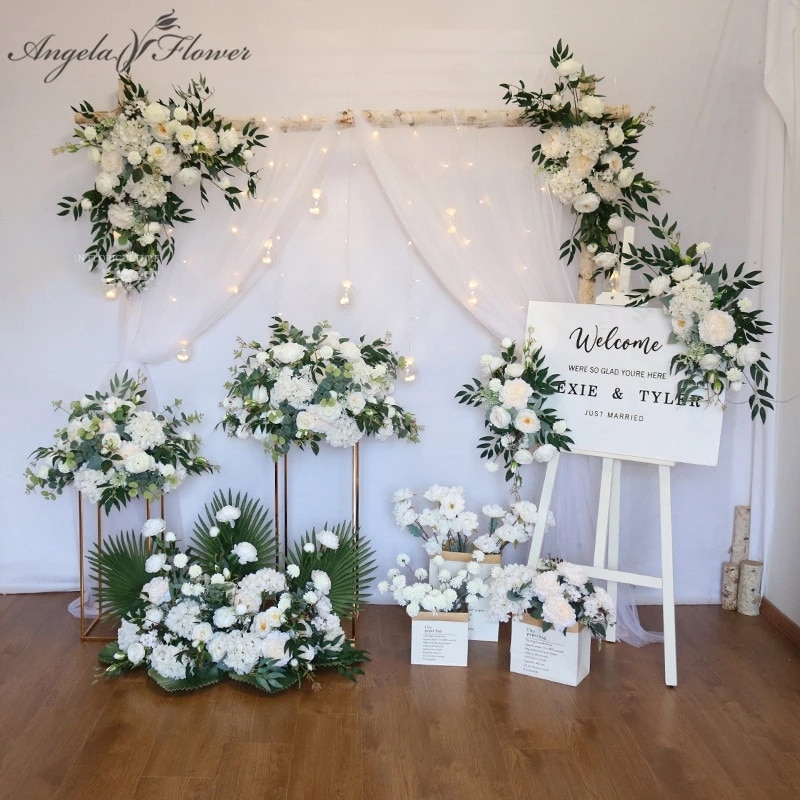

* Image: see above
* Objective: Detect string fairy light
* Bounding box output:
[400,240,420,382]
[176,340,193,362]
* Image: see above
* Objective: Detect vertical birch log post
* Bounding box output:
[730,505,751,563]
[736,560,764,616]
[721,561,740,611]
[578,245,596,304]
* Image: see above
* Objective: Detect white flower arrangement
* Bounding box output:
[56,73,267,292]
[378,553,489,618]
[456,330,573,495]
[24,372,217,513]
[486,557,615,638]
[625,216,773,421]
[220,317,421,460]
[392,485,550,556]
[501,40,660,276]
[97,503,372,693]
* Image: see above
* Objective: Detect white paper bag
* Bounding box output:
[510,614,591,686]
[410,612,469,667]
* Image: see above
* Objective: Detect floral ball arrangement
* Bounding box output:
[456,328,572,495]
[502,40,659,276]
[220,317,421,459]
[626,216,772,421]
[56,73,267,291]
[24,371,216,513]
[486,557,615,638]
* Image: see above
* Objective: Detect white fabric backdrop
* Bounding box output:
[0,1,789,628]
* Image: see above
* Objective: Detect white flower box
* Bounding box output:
[429,552,502,642]
[410,611,469,667]
[510,613,591,686]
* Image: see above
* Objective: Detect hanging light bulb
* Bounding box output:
[104,287,118,301]
[467,280,479,306]
[400,356,418,382]
[262,237,278,266]
[339,279,353,306]
[176,341,193,362]
[309,187,325,217]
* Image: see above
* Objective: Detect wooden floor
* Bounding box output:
[1,596,799,800]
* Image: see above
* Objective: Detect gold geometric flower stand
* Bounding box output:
[273,443,361,638]
[77,491,165,642]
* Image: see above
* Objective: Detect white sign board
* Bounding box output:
[526,301,723,465]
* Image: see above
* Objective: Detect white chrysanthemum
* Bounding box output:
[164,600,201,639]
[148,643,187,680]
[540,126,569,159]
[221,630,263,675]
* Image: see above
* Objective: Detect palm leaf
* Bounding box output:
[288,521,377,619]
[87,529,150,622]
[148,667,223,692]
[187,488,276,577]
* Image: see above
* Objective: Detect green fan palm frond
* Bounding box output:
[187,489,276,577]
[288,521,377,620]
[87,529,150,621]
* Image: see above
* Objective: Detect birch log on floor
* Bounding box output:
[721,561,740,611]
[736,560,764,616]
[730,505,751,563]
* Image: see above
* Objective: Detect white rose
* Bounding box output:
[213,607,237,629]
[573,193,601,214]
[118,269,139,284]
[125,451,154,474]
[607,214,624,232]
[617,167,635,188]
[337,340,361,361]
[311,570,332,595]
[252,385,269,404]
[671,265,693,282]
[736,343,761,367]
[698,309,737,348]
[579,95,605,118]
[648,275,671,297]
[175,125,196,147]
[514,449,534,465]
[143,103,170,124]
[489,406,512,429]
[553,420,567,435]
[549,92,563,110]
[87,147,101,164]
[272,342,306,363]
[556,58,582,77]
[147,142,167,162]
[514,410,541,434]
[534,444,558,463]
[600,151,623,173]
[127,642,146,665]
[317,530,340,549]
[699,353,722,371]
[142,518,166,538]
[177,167,201,187]
[95,172,116,196]
[500,337,513,349]
[504,363,524,378]
[231,542,258,564]
[142,576,171,605]
[144,553,167,573]
[696,242,711,254]
[100,149,124,174]
[607,125,625,147]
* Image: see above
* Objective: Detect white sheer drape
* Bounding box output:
[118,123,338,366]
[353,116,660,645]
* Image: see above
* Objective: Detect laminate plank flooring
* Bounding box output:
[1,594,799,800]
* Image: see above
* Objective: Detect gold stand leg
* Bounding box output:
[78,493,111,642]
[351,442,360,641]
[273,455,290,567]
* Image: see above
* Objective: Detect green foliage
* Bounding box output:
[148,667,223,692]
[287,521,377,619]
[87,529,150,622]
[187,489,277,576]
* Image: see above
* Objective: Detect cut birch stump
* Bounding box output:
[578,245,597,304]
[736,560,764,616]
[730,505,751,563]
[721,561,740,611]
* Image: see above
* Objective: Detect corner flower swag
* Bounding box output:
[486,558,615,639]
[220,317,421,459]
[24,371,216,513]
[379,553,489,618]
[55,74,266,292]
[625,216,773,422]
[392,485,550,557]
[501,40,660,277]
[456,330,572,496]
[95,491,375,693]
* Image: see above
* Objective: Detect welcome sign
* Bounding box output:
[526,301,724,465]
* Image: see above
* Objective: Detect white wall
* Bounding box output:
[0,0,783,610]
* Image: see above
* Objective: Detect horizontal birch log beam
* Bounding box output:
[74,104,632,131]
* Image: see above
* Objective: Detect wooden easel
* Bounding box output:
[525,450,677,686]
[526,226,678,686]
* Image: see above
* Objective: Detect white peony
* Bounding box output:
[579,94,605,118]
[195,126,218,151]
[699,353,722,371]
[219,127,240,154]
[177,167,201,186]
[671,265,693,282]
[534,444,557,463]
[498,378,533,410]
[735,343,761,367]
[593,252,618,272]
[698,309,737,348]
[489,406,512,429]
[144,553,167,573]
[607,213,624,232]
[504,362,524,379]
[514,449,534,465]
[141,576,171,605]
[127,643,146,665]
[311,570,332,595]
[107,203,135,230]
[143,103,170,124]
[317,530,340,549]
[216,505,242,526]
[648,275,671,297]
[617,167,635,188]
[175,125,196,147]
[142,518,166,538]
[553,420,567,435]
[542,594,577,630]
[573,193,601,214]
[231,542,258,564]
[95,172,116,196]
[607,125,625,147]
[272,342,306,364]
[556,58,582,77]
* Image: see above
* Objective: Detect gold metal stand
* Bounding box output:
[77,492,165,642]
